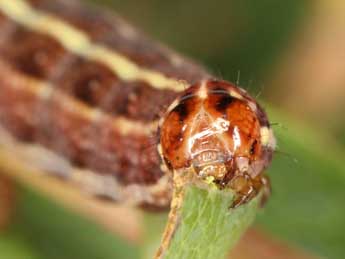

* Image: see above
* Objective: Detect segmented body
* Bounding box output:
[0,0,275,209]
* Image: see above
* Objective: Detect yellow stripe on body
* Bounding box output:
[0,0,188,92]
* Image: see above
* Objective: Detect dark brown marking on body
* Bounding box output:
[0,25,70,79]
[54,58,121,106]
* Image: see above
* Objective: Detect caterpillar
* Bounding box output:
[0,0,275,209]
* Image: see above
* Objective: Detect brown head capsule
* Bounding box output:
[159,80,275,207]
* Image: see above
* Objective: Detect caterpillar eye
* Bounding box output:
[159,80,275,206]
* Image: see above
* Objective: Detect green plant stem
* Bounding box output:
[144,183,261,259]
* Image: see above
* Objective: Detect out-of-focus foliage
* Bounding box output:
[258,107,345,259]
[0,229,40,259]
[2,187,139,259]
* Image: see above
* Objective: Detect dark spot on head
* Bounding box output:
[250,140,257,155]
[172,101,188,121]
[216,95,235,112]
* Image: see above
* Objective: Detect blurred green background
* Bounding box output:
[1,0,345,258]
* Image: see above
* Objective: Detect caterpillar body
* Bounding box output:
[0,0,275,209]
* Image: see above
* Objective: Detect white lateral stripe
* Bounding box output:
[0,0,187,92]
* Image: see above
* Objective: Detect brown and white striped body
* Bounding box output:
[0,0,275,209]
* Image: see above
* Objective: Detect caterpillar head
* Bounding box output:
[158,80,275,207]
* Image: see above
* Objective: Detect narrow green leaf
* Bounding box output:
[153,185,260,259]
